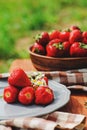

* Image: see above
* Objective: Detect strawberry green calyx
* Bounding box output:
[35,34,42,41]
[35,48,40,53]
[52,42,63,50]
[80,43,87,49]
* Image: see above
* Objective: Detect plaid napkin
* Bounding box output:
[44,68,87,86]
[0,111,86,130]
[42,68,87,91]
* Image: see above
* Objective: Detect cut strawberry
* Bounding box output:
[3,86,19,103]
[35,86,54,105]
[8,68,32,88]
[18,87,35,105]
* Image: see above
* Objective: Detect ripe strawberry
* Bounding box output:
[69,29,82,44]
[3,86,19,103]
[49,30,60,40]
[82,31,87,44]
[31,42,45,55]
[8,68,32,88]
[18,87,35,105]
[70,25,80,31]
[42,76,48,85]
[70,42,87,57]
[35,32,50,47]
[62,41,71,57]
[59,31,70,42]
[35,86,54,105]
[46,39,64,57]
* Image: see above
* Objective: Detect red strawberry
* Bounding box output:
[31,42,45,55]
[70,25,80,31]
[82,31,87,44]
[59,31,70,42]
[18,87,35,105]
[46,39,64,57]
[35,86,54,105]
[70,42,87,57]
[3,86,19,103]
[62,41,71,57]
[42,76,48,85]
[35,32,50,47]
[69,29,82,44]
[8,68,32,88]
[49,30,60,40]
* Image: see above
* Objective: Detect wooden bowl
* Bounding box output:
[29,46,87,71]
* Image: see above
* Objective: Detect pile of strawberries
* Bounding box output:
[31,25,87,57]
[3,68,54,105]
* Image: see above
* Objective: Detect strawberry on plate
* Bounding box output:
[3,86,19,103]
[29,72,48,90]
[8,68,32,88]
[35,86,54,105]
[18,87,35,105]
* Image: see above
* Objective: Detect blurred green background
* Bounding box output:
[0,0,87,72]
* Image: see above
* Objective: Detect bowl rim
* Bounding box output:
[29,45,87,60]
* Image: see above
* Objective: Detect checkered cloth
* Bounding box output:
[43,68,87,91]
[0,111,86,130]
[44,68,87,86]
[0,73,10,79]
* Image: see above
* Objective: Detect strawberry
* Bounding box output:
[35,32,50,47]
[70,42,87,57]
[69,29,82,44]
[8,68,32,88]
[82,31,87,44]
[42,76,48,85]
[35,86,54,105]
[49,30,60,40]
[46,39,64,57]
[3,86,19,103]
[70,25,80,31]
[59,30,70,42]
[18,87,35,105]
[31,42,45,55]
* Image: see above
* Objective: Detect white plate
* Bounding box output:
[0,80,70,120]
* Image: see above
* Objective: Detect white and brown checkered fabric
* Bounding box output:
[0,111,85,130]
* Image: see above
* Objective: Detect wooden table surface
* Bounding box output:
[9,59,87,129]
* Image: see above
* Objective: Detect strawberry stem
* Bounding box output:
[35,34,42,41]
[53,43,63,50]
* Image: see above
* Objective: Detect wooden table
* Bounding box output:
[9,59,87,129]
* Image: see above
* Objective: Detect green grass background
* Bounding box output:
[0,0,87,72]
